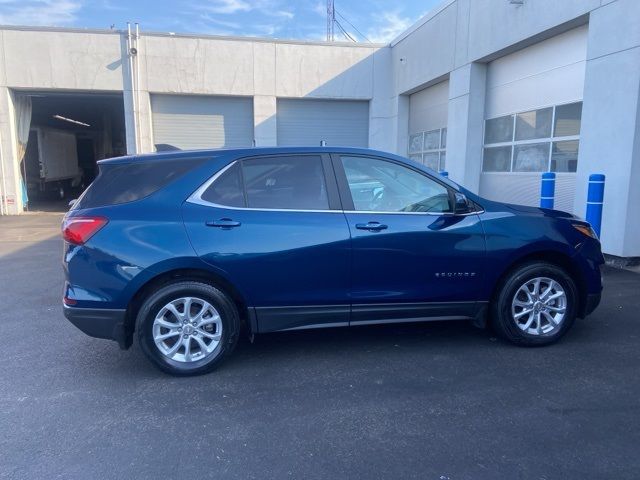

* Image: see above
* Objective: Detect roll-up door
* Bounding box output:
[408,80,449,171]
[276,99,369,147]
[151,94,253,150]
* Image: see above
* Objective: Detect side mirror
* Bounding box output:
[454,192,471,214]
[68,199,77,209]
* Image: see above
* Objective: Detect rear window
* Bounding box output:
[74,158,203,209]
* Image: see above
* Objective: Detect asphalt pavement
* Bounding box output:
[1,213,639,479]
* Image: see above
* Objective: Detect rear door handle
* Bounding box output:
[355,222,388,232]
[206,218,241,228]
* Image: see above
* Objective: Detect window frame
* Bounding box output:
[188,153,342,212]
[330,153,465,216]
[482,101,582,174]
[407,127,447,172]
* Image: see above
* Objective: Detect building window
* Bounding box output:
[408,127,447,171]
[482,102,582,173]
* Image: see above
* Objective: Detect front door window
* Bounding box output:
[341,156,451,213]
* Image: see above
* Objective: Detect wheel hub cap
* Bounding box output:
[511,277,567,336]
[152,296,223,363]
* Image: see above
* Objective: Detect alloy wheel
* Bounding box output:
[152,297,222,362]
[511,277,567,336]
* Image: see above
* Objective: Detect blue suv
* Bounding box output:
[62,147,603,375]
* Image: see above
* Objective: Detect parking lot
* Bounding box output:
[1,213,639,479]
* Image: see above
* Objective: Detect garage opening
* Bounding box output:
[18,91,126,212]
[277,98,369,147]
[151,94,254,150]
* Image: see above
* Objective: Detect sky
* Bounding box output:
[0,0,443,43]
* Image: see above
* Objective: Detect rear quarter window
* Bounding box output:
[74,158,204,209]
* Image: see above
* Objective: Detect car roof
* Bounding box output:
[98,146,408,165]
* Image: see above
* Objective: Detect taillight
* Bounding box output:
[62,216,108,245]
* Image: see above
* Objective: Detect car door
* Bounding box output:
[182,153,351,332]
[332,153,486,324]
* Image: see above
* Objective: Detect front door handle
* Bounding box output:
[355,222,388,232]
[206,218,241,228]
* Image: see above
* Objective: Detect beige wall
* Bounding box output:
[0,27,388,213]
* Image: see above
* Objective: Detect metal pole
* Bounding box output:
[135,23,142,153]
[586,173,605,238]
[0,129,7,215]
[540,172,555,209]
[126,23,139,153]
[326,0,334,41]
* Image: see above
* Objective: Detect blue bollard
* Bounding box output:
[586,174,605,237]
[440,171,448,177]
[540,172,556,209]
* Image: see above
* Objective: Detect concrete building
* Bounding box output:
[0,0,638,261]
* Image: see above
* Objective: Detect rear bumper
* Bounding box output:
[63,305,131,349]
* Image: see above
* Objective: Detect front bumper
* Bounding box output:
[581,292,602,318]
[63,305,131,349]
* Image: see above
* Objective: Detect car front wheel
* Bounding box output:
[136,281,240,376]
[491,262,578,346]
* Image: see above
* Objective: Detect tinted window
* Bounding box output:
[341,156,451,213]
[75,158,202,209]
[513,143,549,172]
[554,102,582,137]
[485,115,514,144]
[515,108,552,141]
[483,146,512,172]
[551,140,579,172]
[242,156,329,210]
[201,162,245,207]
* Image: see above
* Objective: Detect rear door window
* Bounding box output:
[242,155,328,210]
[200,162,245,207]
[201,155,330,210]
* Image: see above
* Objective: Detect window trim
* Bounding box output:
[330,153,473,216]
[407,127,447,172]
[187,153,342,213]
[482,101,582,174]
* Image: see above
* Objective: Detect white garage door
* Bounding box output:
[408,80,449,171]
[277,99,369,147]
[151,94,253,150]
[480,25,588,213]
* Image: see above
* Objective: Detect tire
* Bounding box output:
[490,261,578,346]
[136,281,240,376]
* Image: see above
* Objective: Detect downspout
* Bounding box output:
[135,23,142,152]
[126,23,139,153]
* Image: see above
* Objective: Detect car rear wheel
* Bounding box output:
[136,281,240,376]
[490,262,578,346]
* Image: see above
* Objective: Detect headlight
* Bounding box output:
[572,222,598,239]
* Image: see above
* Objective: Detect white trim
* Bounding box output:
[484,135,580,148]
[0,24,384,48]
